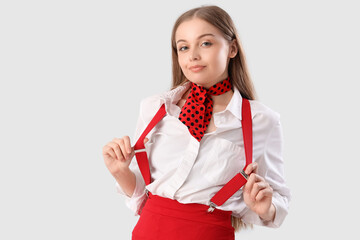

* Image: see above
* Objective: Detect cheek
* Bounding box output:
[177,55,187,70]
[214,48,229,68]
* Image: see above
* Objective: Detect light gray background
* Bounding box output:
[1,0,359,239]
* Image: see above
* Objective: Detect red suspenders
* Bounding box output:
[208,98,252,212]
[133,99,252,212]
[133,104,167,185]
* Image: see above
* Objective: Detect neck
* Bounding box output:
[211,89,234,106]
[182,83,234,105]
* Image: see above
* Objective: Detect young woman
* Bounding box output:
[103,5,290,240]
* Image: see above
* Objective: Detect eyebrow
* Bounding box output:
[176,33,215,44]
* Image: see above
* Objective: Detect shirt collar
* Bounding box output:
[158,81,191,117]
[224,86,243,121]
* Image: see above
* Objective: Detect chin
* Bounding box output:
[185,75,209,87]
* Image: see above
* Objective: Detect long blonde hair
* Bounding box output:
[170,5,256,231]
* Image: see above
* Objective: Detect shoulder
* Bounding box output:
[140,94,162,108]
[138,82,192,123]
[138,93,164,123]
[249,100,281,129]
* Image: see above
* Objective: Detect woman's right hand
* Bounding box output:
[102,136,149,176]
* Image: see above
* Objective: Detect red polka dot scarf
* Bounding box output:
[178,77,232,141]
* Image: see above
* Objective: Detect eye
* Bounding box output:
[178,46,188,52]
[201,41,212,47]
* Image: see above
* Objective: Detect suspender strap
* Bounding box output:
[133,104,167,185]
[208,98,252,210]
[242,99,253,170]
[132,98,252,210]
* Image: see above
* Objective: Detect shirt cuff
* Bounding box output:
[115,171,147,215]
[270,191,289,227]
[241,192,289,228]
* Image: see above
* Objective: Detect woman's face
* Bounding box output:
[175,18,237,89]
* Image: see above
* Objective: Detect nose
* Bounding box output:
[189,47,200,61]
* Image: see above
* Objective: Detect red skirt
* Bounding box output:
[132,193,234,240]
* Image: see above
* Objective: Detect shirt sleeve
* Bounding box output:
[114,99,148,216]
[242,118,291,228]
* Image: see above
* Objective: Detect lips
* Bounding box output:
[189,65,205,73]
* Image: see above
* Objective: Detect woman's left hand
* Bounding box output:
[243,162,276,222]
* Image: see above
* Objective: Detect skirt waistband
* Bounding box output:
[144,192,233,230]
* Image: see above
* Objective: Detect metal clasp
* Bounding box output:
[240,169,249,180]
[134,148,146,154]
[207,202,217,213]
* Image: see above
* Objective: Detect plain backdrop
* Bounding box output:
[1,0,359,239]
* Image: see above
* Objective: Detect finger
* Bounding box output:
[244,173,265,194]
[255,187,273,202]
[144,137,149,145]
[243,172,256,194]
[123,136,133,154]
[245,162,258,175]
[253,173,265,183]
[109,140,125,161]
[103,145,117,161]
[117,138,131,161]
[250,181,268,201]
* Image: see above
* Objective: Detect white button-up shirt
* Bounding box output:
[116,81,291,227]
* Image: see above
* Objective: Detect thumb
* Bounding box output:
[144,138,149,144]
[245,162,258,175]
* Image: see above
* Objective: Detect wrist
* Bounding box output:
[259,203,276,222]
[113,167,132,180]
[113,167,136,197]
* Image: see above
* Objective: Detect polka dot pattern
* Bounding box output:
[178,77,232,141]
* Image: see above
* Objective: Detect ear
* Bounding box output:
[228,39,238,58]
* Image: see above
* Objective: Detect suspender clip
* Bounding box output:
[240,169,249,180]
[134,148,146,154]
[207,202,217,213]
